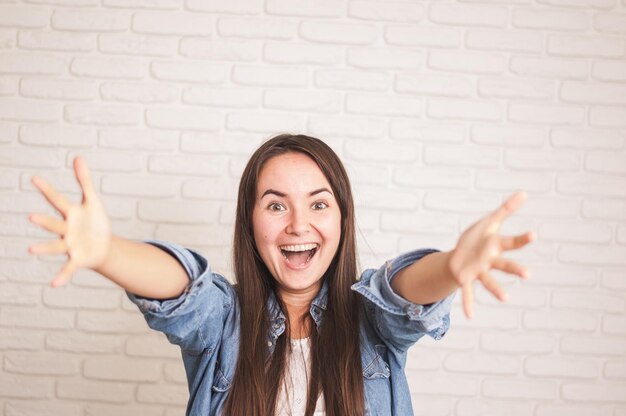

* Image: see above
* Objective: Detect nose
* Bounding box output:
[285,208,310,236]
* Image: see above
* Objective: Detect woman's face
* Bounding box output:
[252,152,341,297]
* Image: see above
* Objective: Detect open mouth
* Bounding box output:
[280,243,319,267]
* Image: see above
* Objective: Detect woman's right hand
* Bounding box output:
[29,156,112,287]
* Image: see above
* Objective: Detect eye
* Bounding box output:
[312,201,328,210]
[268,202,285,212]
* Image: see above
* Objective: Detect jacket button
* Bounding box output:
[267,341,272,347]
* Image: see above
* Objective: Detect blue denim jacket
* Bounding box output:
[127,241,453,416]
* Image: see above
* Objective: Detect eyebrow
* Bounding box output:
[260,187,333,199]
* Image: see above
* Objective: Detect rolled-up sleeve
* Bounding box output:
[126,240,236,355]
[352,249,454,352]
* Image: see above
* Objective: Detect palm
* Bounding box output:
[29,157,111,287]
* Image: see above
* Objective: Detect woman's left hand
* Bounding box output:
[448,191,535,319]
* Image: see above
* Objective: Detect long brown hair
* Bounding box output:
[225,134,365,416]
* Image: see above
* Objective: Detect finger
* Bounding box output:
[462,283,474,319]
[51,260,78,288]
[28,239,68,255]
[31,176,71,216]
[492,257,531,279]
[73,156,97,203]
[500,231,536,251]
[479,271,509,302]
[491,191,528,225]
[29,213,67,236]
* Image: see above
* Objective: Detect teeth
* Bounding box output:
[280,243,318,252]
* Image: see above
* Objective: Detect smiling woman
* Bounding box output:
[27,134,534,416]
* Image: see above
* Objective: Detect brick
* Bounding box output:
[232,65,308,87]
[585,151,626,175]
[561,336,626,356]
[407,396,452,415]
[478,78,554,100]
[52,9,130,31]
[406,349,446,371]
[592,60,626,81]
[552,290,624,313]
[315,69,389,91]
[21,124,91,148]
[505,149,579,171]
[509,102,585,125]
[345,140,418,163]
[0,76,17,95]
[145,107,221,131]
[602,269,626,290]
[186,0,263,14]
[227,111,303,133]
[77,310,149,333]
[428,98,501,121]
[137,384,187,405]
[66,150,143,172]
[537,0,615,7]
[179,37,259,61]
[84,356,161,382]
[483,378,556,400]
[84,403,168,416]
[562,383,626,403]
[536,404,614,416]
[4,351,81,376]
[308,115,385,139]
[98,127,178,152]
[151,61,227,83]
[148,153,226,177]
[154,223,232,246]
[125,333,180,358]
[265,0,344,17]
[583,198,626,221]
[98,33,177,57]
[218,17,295,39]
[595,13,626,32]
[444,352,519,374]
[183,86,259,108]
[344,163,389,186]
[472,125,546,148]
[424,144,500,167]
[0,306,74,330]
[539,220,611,243]
[0,374,53,399]
[551,128,624,149]
[346,93,423,117]
[348,46,423,70]
[299,21,378,45]
[71,56,147,79]
[561,81,626,105]
[385,25,461,48]
[475,285,548,309]
[453,305,519,330]
[57,379,134,403]
[0,7,49,28]
[510,55,587,79]
[457,399,533,416]
[103,0,180,8]
[0,29,16,50]
[467,30,542,52]
[513,8,589,31]
[392,120,465,143]
[396,73,472,97]
[481,331,556,354]
[0,98,60,122]
[429,4,508,27]
[0,172,17,190]
[422,191,500,214]
[0,282,39,305]
[604,315,626,336]
[138,200,218,223]
[264,42,342,65]
[524,310,597,331]
[394,166,471,189]
[23,0,97,4]
[42,285,120,309]
[263,89,341,113]
[0,147,64,168]
[164,361,186,384]
[548,34,625,58]
[6,401,81,416]
[133,12,213,35]
[353,185,419,210]
[557,173,626,197]
[46,332,124,353]
[64,104,140,126]
[429,51,506,74]
[590,106,626,128]
[20,78,97,101]
[100,82,178,103]
[605,360,626,380]
[558,243,626,265]
[349,1,425,22]
[18,30,95,52]
[408,374,478,396]
[102,174,180,198]
[180,132,260,155]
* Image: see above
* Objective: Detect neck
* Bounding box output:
[278,284,319,339]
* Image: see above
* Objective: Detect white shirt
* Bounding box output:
[275,338,325,416]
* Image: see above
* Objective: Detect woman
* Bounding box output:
[28,134,534,415]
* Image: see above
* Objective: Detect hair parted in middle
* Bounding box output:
[225,133,366,416]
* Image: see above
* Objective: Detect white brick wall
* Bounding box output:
[1,0,625,414]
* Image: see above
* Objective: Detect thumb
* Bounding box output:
[73,156,97,203]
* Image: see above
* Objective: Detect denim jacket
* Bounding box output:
[127,241,453,416]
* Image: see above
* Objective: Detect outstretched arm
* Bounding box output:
[28,156,190,300]
[391,191,535,319]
